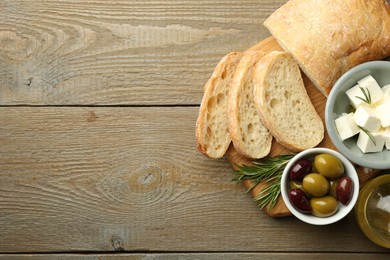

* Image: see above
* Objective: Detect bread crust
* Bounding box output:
[254,51,324,151]
[196,52,242,158]
[264,0,390,96]
[228,51,272,159]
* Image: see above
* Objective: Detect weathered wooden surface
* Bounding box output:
[1,253,390,260]
[0,0,281,106]
[0,107,388,253]
[0,0,388,257]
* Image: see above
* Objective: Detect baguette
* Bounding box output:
[196,52,242,158]
[253,51,324,151]
[264,0,390,96]
[228,51,272,159]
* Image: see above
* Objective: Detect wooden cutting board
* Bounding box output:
[226,37,380,217]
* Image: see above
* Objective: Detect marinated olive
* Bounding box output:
[336,176,354,205]
[289,188,312,214]
[310,195,339,217]
[302,173,330,197]
[289,180,303,190]
[329,178,340,198]
[290,159,312,180]
[287,152,352,219]
[314,154,344,178]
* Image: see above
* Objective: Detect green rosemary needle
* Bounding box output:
[359,126,376,145]
[355,86,372,104]
[233,154,295,210]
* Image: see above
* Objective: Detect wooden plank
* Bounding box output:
[0,107,387,253]
[1,253,390,260]
[0,0,287,106]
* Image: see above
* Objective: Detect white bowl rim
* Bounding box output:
[325,60,390,169]
[281,148,360,225]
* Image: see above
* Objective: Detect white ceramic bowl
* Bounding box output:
[281,148,359,225]
[325,61,390,169]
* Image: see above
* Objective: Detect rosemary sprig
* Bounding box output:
[233,154,295,210]
[359,126,376,145]
[355,86,372,104]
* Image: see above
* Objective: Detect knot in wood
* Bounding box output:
[0,30,36,61]
[87,111,97,122]
[111,234,124,251]
[129,166,163,193]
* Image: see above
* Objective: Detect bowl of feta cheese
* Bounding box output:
[325,61,390,169]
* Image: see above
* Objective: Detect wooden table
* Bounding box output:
[0,0,388,258]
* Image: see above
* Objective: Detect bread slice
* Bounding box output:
[228,51,272,159]
[264,0,390,96]
[196,52,242,158]
[253,51,324,151]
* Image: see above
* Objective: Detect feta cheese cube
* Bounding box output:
[335,112,360,140]
[341,75,390,154]
[357,75,384,104]
[374,84,390,105]
[376,95,390,105]
[353,105,381,132]
[376,101,390,127]
[382,84,390,97]
[346,84,367,109]
[382,128,390,150]
[357,130,385,153]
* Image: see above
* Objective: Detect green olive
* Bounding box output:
[310,196,339,217]
[329,178,341,197]
[302,173,330,197]
[290,180,303,190]
[314,153,344,178]
[290,180,312,198]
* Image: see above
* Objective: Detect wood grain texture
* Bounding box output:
[1,0,388,256]
[1,253,390,260]
[0,107,388,253]
[0,0,287,105]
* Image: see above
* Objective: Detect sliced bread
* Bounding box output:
[228,51,272,159]
[196,52,242,158]
[253,51,324,151]
[263,0,390,96]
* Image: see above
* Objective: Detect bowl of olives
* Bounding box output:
[281,148,359,225]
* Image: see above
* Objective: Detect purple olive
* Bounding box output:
[336,176,354,205]
[289,188,312,214]
[290,159,312,180]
